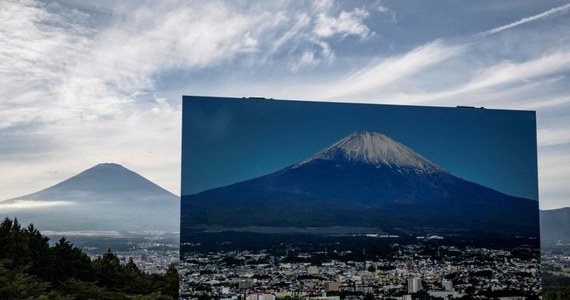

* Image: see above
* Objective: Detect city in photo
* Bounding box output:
[180,96,540,299]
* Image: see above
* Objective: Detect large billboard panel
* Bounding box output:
[180,96,540,299]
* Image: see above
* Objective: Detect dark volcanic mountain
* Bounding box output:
[2,163,179,233]
[182,131,539,237]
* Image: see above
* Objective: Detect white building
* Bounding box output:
[308,265,319,275]
[442,279,453,291]
[248,294,275,300]
[407,277,422,293]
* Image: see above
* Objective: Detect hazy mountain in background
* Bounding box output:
[1,163,179,233]
[182,131,539,238]
[541,207,570,244]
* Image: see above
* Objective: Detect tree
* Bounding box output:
[94,248,124,289]
[0,261,51,299]
[0,218,178,299]
[50,237,94,284]
[123,257,153,294]
[544,287,570,300]
[160,264,180,298]
[0,218,29,268]
[24,223,51,280]
[58,278,129,300]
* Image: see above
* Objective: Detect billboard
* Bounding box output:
[180,96,540,298]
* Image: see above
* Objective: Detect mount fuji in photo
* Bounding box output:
[1,163,179,233]
[182,131,539,237]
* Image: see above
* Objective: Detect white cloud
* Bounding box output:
[41,230,123,237]
[522,95,570,110]
[461,50,570,92]
[258,3,375,72]
[50,1,287,120]
[290,51,319,72]
[0,0,94,124]
[373,49,570,107]
[263,13,311,61]
[538,127,570,146]
[0,200,76,210]
[313,7,372,39]
[312,0,335,11]
[322,41,466,100]
[537,148,570,209]
[1,0,378,127]
[0,1,92,88]
[476,2,570,37]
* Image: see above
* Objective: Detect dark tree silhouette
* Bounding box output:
[0,217,179,299]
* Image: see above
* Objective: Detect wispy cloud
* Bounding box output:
[476,2,570,37]
[538,127,570,147]
[52,1,288,120]
[460,50,570,91]
[377,49,570,106]
[265,3,377,72]
[313,7,372,39]
[323,40,466,100]
[0,200,76,210]
[521,95,570,110]
[2,1,379,124]
[42,230,123,237]
[0,0,94,125]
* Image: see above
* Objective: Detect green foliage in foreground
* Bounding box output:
[543,287,570,300]
[543,271,570,300]
[0,217,178,299]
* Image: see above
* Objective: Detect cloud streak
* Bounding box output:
[323,40,466,100]
[476,2,570,37]
[373,49,570,108]
[0,200,76,210]
[538,127,570,147]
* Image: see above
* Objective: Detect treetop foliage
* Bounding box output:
[0,217,178,299]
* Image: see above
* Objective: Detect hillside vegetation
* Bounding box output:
[0,217,178,299]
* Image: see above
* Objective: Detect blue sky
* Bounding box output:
[0,0,569,209]
[183,97,539,201]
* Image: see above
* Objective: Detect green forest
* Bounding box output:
[543,271,570,300]
[0,217,178,299]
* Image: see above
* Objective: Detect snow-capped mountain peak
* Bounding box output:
[294,131,446,173]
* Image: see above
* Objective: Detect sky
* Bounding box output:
[0,0,569,210]
[182,97,538,201]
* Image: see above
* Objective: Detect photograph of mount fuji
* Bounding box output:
[180,96,540,299]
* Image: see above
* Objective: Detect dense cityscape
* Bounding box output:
[541,243,570,299]
[179,236,540,300]
[67,234,180,274]
[110,242,179,274]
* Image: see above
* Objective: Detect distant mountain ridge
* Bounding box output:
[10,163,178,204]
[182,131,539,238]
[2,163,179,233]
[541,207,570,244]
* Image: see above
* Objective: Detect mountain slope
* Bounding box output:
[2,163,179,233]
[182,131,539,237]
[541,207,570,244]
[11,163,177,204]
[294,131,445,173]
